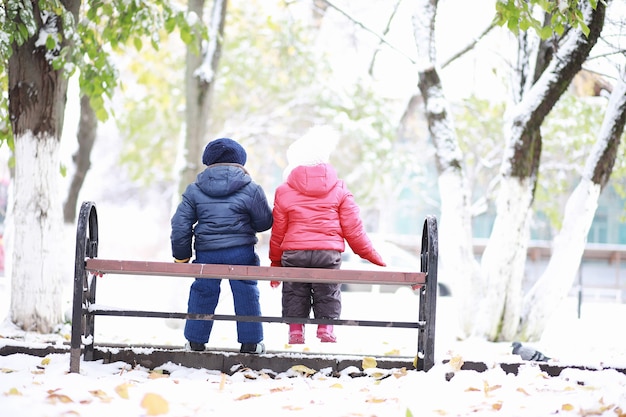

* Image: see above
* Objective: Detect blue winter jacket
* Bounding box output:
[170,163,273,261]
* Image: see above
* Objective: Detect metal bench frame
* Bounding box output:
[69,201,438,373]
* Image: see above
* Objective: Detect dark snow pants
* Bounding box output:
[184,245,263,345]
[280,250,342,319]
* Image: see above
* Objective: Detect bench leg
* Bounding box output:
[70,201,99,373]
[418,216,438,371]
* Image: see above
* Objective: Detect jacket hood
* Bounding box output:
[283,126,339,179]
[286,163,338,197]
[196,164,251,197]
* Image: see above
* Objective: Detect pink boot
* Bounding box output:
[317,324,336,343]
[289,323,305,344]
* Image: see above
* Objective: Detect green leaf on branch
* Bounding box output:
[133,37,143,52]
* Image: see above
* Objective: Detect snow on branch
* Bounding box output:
[194,0,227,84]
[583,68,626,186]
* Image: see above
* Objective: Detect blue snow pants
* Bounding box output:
[184,245,263,345]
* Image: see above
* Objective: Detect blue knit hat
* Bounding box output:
[202,138,247,166]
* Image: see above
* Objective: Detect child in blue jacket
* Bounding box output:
[171,138,273,354]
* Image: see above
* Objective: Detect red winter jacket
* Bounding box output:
[269,163,384,267]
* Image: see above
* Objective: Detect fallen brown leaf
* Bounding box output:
[46,393,74,404]
[235,393,261,401]
[89,389,112,403]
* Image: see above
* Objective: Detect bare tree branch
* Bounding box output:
[440,21,497,69]
[368,0,403,75]
[320,0,417,65]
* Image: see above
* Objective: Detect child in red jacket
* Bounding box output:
[269,126,385,344]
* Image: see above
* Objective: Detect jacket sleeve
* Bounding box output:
[170,188,197,261]
[269,187,288,265]
[249,184,274,233]
[338,183,385,266]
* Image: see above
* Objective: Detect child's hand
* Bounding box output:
[367,249,386,267]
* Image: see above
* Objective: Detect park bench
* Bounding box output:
[69,201,439,373]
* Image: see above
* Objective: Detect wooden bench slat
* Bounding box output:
[85,258,427,286]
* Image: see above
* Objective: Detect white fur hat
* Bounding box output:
[283,126,340,179]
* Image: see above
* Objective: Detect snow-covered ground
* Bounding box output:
[1,280,625,416]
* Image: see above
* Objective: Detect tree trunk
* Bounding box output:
[412,0,482,336]
[7,0,80,332]
[474,0,606,341]
[179,0,228,197]
[63,95,97,224]
[518,69,626,340]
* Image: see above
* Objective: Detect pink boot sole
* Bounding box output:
[317,327,337,343]
[289,333,305,344]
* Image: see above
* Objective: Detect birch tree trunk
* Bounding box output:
[518,69,626,340]
[474,0,606,341]
[179,0,228,196]
[7,0,80,332]
[410,0,609,341]
[412,0,482,336]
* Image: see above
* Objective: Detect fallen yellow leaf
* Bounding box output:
[367,397,393,403]
[290,365,316,376]
[384,349,401,356]
[362,357,378,369]
[219,373,227,391]
[330,383,343,389]
[562,403,575,411]
[115,382,132,399]
[41,357,51,366]
[270,386,293,393]
[5,387,22,396]
[140,393,169,416]
[484,382,502,393]
[2,368,15,373]
[448,355,464,372]
[148,371,168,380]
